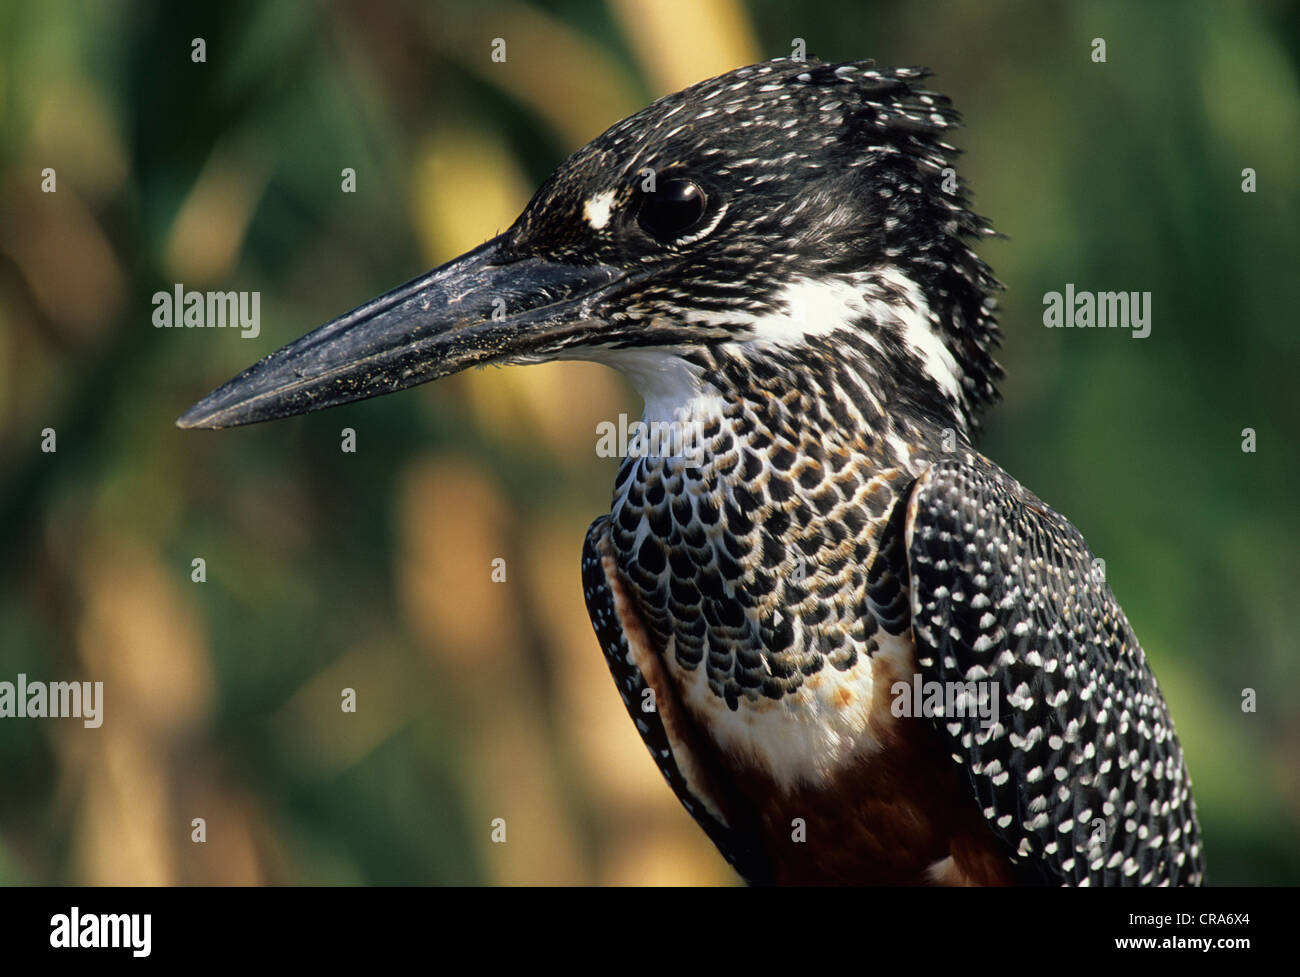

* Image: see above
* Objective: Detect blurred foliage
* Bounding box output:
[0,0,1297,884]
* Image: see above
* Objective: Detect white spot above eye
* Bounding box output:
[583,189,617,230]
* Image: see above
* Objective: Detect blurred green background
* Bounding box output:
[1,0,1297,884]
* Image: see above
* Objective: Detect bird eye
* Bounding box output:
[637,179,708,242]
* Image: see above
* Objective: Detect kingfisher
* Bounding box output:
[179,58,1204,886]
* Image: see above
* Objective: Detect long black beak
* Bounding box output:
[176,236,621,429]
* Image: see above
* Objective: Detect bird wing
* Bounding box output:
[581,516,771,883]
[899,456,1204,885]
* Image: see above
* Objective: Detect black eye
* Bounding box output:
[637,179,707,242]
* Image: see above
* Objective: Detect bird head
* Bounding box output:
[178,58,1001,437]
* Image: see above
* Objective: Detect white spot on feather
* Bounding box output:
[583,189,617,230]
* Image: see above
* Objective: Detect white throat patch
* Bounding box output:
[577,346,722,426]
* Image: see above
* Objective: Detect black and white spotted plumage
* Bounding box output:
[184,56,1205,885]
[556,59,1203,884]
[894,458,1204,885]
[581,518,773,883]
